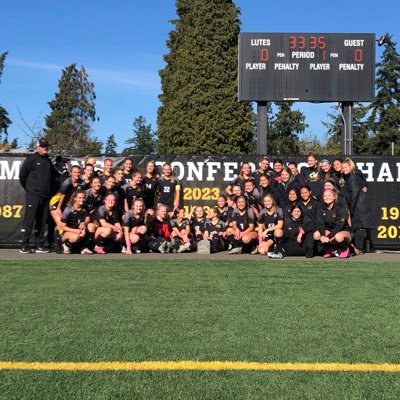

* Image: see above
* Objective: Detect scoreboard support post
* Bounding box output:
[256,102,268,155]
[341,102,353,156]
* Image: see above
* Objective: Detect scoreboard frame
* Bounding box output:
[238,32,375,102]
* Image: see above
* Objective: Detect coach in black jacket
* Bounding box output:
[19,138,54,253]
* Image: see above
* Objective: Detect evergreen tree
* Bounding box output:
[368,34,400,155]
[104,134,118,156]
[157,0,255,155]
[123,115,156,155]
[268,102,307,155]
[323,103,371,155]
[44,64,102,155]
[10,138,18,149]
[0,52,12,140]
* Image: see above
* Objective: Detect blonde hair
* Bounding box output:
[343,158,356,173]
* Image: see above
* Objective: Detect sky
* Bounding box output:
[1,0,399,151]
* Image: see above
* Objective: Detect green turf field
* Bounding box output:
[1,259,400,399]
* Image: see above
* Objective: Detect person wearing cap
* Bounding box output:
[53,155,70,188]
[19,138,55,253]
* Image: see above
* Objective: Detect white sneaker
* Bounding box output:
[80,248,93,255]
[269,251,284,259]
[267,251,275,257]
[121,246,127,254]
[177,242,191,253]
[228,247,242,255]
[158,241,168,254]
[62,243,71,254]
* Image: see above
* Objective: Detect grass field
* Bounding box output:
[1,259,400,399]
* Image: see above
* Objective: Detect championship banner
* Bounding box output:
[0,154,399,249]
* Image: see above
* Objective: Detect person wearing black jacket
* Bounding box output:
[314,189,352,258]
[19,138,55,253]
[342,158,375,253]
[301,154,324,200]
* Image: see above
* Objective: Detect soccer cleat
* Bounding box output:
[250,247,259,255]
[177,242,191,253]
[121,246,127,254]
[339,247,350,258]
[19,246,32,254]
[267,251,275,257]
[158,241,169,254]
[269,251,284,259]
[166,241,176,253]
[62,243,71,254]
[80,248,93,255]
[36,247,50,253]
[94,245,106,254]
[228,247,242,255]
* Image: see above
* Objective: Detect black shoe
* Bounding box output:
[20,246,32,254]
[36,247,50,253]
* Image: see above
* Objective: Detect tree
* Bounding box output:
[104,134,118,156]
[157,0,255,154]
[0,52,12,142]
[267,102,307,155]
[368,33,400,155]
[122,115,156,155]
[43,64,102,155]
[323,103,371,155]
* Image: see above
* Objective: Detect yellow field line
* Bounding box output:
[1,361,400,372]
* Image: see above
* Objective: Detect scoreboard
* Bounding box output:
[238,33,375,102]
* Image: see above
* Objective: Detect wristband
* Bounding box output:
[126,239,131,249]
[300,228,305,235]
[239,231,245,238]
[258,237,263,245]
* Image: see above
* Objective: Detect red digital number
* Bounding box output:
[318,36,326,49]
[310,36,317,49]
[298,36,306,49]
[260,48,269,62]
[289,36,296,49]
[354,49,363,62]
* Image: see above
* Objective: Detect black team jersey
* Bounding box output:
[205,219,226,236]
[124,185,144,209]
[217,206,229,223]
[258,208,283,238]
[60,178,85,210]
[156,177,180,207]
[230,208,255,232]
[61,207,90,228]
[84,189,104,214]
[170,218,190,233]
[190,217,207,234]
[122,211,145,230]
[143,175,158,209]
[95,205,121,225]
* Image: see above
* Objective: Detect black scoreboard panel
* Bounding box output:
[238,33,375,102]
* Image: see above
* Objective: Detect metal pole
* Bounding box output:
[341,102,353,156]
[257,102,268,155]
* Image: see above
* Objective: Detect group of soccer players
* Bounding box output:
[43,153,374,258]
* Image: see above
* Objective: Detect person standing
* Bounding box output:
[19,138,55,253]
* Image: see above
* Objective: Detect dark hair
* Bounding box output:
[288,188,300,198]
[290,203,302,214]
[287,161,298,168]
[300,184,312,192]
